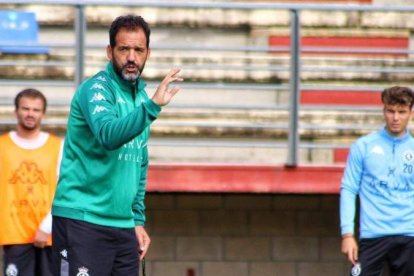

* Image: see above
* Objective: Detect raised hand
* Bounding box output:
[152,67,183,107]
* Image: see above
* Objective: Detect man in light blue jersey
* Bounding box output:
[340,86,414,276]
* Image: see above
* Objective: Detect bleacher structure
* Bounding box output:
[2,1,414,276]
[0,1,414,193]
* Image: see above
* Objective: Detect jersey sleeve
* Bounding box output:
[77,77,161,150]
[340,140,365,236]
[132,145,149,226]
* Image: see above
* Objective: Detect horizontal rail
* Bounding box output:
[2,0,414,13]
[2,61,414,76]
[0,79,389,93]
[2,41,414,55]
[0,118,382,133]
[149,138,350,149]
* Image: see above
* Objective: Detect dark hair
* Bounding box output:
[109,15,150,49]
[14,88,47,113]
[381,86,414,109]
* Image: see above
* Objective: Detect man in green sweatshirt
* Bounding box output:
[51,15,183,275]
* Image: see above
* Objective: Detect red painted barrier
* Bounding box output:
[300,89,382,106]
[147,163,345,194]
[334,148,350,163]
[271,0,371,2]
[269,36,408,56]
[253,0,371,3]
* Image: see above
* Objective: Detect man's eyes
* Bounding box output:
[119,47,143,52]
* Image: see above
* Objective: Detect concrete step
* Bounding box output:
[0,105,382,139]
[2,4,414,83]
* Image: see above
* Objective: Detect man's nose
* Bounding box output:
[127,50,135,61]
[393,113,400,120]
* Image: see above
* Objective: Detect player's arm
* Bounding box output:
[135,225,150,260]
[35,138,64,248]
[341,234,358,264]
[34,212,51,248]
[339,142,364,264]
[132,146,148,226]
[132,146,150,259]
[78,68,182,150]
[78,78,160,150]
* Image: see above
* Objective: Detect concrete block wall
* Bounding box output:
[143,193,351,276]
[0,193,387,275]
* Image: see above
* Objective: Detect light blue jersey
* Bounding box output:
[340,128,414,238]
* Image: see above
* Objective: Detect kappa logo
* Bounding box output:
[89,92,106,103]
[76,267,90,276]
[351,262,361,276]
[92,105,108,115]
[5,263,18,276]
[60,249,68,259]
[9,161,47,193]
[96,75,107,82]
[117,97,126,104]
[371,145,385,155]
[90,83,105,91]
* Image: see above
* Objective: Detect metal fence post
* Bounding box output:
[286,8,301,167]
[74,5,86,88]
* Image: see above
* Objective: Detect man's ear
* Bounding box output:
[147,48,151,60]
[106,45,113,60]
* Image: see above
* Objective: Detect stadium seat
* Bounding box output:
[0,10,49,54]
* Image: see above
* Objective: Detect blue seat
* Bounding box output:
[0,10,49,54]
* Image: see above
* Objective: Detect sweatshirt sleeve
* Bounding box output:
[133,145,149,226]
[340,141,364,236]
[77,77,161,150]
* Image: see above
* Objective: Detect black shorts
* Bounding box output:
[3,244,52,276]
[51,216,139,276]
[350,235,414,276]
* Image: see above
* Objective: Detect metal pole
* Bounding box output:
[286,9,301,167]
[74,5,86,87]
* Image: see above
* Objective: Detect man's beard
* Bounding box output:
[21,124,37,131]
[19,119,38,131]
[114,61,145,82]
[122,68,140,81]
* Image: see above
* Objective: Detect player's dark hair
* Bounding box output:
[14,88,47,113]
[109,15,150,49]
[382,86,414,110]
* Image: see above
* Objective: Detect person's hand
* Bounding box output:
[152,67,183,107]
[135,225,151,260]
[341,235,358,264]
[33,229,48,248]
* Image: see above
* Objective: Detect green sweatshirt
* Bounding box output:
[52,63,161,228]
